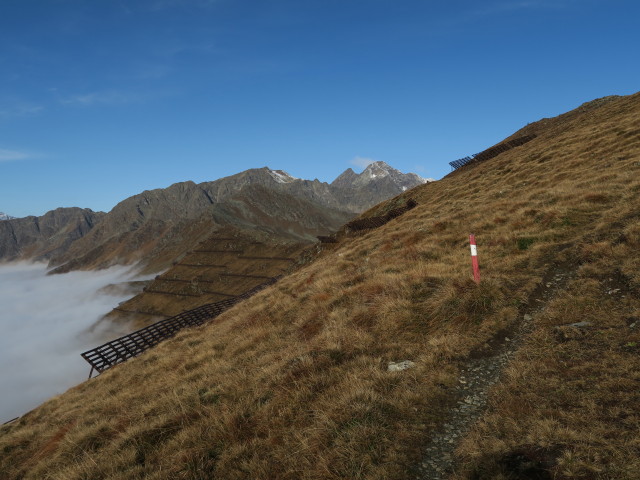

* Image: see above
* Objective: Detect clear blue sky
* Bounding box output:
[1,0,638,217]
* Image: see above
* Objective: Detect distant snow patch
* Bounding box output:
[269,169,297,183]
[362,162,391,180]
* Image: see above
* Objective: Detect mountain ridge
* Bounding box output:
[0,163,427,273]
[0,208,105,262]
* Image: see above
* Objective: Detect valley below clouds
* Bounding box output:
[0,263,140,423]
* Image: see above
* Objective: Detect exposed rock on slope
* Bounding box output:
[1,163,427,273]
[331,161,431,212]
[196,163,428,215]
[332,161,428,190]
[0,208,104,262]
[47,177,356,274]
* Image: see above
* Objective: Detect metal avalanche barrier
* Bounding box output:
[81,277,280,377]
[345,199,418,233]
[449,134,536,170]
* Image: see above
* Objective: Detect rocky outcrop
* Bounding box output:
[48,181,356,273]
[0,208,105,262]
[330,161,431,212]
[198,162,429,215]
[2,163,428,272]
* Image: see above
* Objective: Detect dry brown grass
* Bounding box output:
[1,92,639,479]
[106,232,309,330]
[452,254,640,479]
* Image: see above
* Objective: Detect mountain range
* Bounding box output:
[0,212,15,221]
[0,162,429,273]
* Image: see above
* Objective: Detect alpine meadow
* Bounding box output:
[1,92,639,479]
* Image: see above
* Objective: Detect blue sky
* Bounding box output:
[1,0,638,217]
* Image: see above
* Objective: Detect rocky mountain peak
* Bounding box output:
[361,161,396,179]
[326,161,432,212]
[1,162,430,270]
[332,161,431,191]
[330,168,359,189]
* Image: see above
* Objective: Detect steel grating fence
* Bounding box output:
[81,277,280,376]
[317,235,338,243]
[345,199,418,232]
[449,134,536,170]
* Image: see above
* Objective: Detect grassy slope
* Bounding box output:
[1,93,639,480]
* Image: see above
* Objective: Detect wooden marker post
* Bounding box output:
[469,234,480,283]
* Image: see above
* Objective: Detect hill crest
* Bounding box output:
[0,163,427,273]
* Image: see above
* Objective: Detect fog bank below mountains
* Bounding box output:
[0,263,141,423]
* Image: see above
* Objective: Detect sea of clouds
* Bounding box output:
[0,262,141,423]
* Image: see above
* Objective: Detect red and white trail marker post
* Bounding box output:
[469,234,480,283]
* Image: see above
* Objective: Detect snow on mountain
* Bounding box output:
[351,161,431,189]
[268,169,298,184]
[0,212,15,221]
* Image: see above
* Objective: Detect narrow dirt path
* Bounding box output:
[414,263,575,479]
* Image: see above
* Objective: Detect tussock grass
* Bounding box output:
[453,259,640,479]
[107,234,309,329]
[1,92,639,479]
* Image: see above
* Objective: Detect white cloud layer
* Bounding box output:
[0,263,139,423]
[350,156,377,169]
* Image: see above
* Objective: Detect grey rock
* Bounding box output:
[555,321,591,329]
[387,360,416,372]
[3,163,428,273]
[0,207,104,262]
